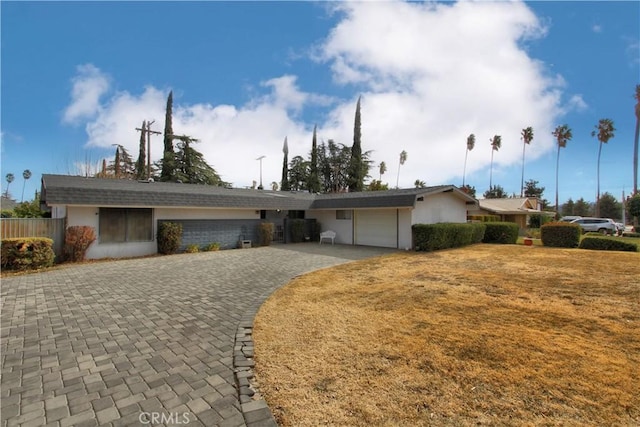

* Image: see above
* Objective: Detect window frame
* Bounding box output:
[99,207,153,243]
[336,210,352,220]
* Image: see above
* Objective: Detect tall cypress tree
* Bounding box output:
[114,146,121,178]
[308,125,321,193]
[348,96,364,192]
[135,120,147,180]
[280,137,290,191]
[161,91,175,181]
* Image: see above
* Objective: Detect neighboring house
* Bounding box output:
[40,174,478,259]
[1,196,18,213]
[468,197,550,229]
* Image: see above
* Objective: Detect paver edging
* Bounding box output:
[233,287,280,427]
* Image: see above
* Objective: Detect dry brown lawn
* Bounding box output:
[253,244,640,426]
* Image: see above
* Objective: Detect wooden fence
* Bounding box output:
[1,218,66,257]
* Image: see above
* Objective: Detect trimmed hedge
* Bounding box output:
[579,237,638,252]
[482,222,519,244]
[1,238,55,271]
[157,222,182,255]
[541,222,581,248]
[412,223,485,252]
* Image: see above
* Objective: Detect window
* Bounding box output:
[336,210,352,220]
[99,208,153,243]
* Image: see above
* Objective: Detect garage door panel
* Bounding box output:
[355,210,397,248]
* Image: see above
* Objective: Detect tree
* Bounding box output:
[483,184,507,199]
[561,198,575,217]
[5,173,14,198]
[13,193,46,218]
[573,198,592,217]
[288,156,309,191]
[280,137,290,191]
[367,180,389,191]
[307,126,321,193]
[598,192,622,220]
[552,124,573,217]
[348,96,365,192]
[319,139,352,193]
[523,179,544,199]
[21,169,32,202]
[462,134,475,187]
[396,150,407,188]
[107,145,134,178]
[592,118,616,217]
[135,120,147,180]
[628,193,640,223]
[634,85,639,194]
[520,127,534,197]
[489,135,501,190]
[460,184,476,198]
[173,135,225,185]
[378,161,387,181]
[271,181,279,191]
[414,179,426,188]
[161,91,176,181]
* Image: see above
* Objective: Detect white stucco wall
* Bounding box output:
[306,210,354,245]
[412,193,468,225]
[65,206,260,259]
[398,208,413,250]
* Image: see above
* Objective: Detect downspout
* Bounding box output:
[397,208,400,249]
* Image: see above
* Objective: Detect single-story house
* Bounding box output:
[468,197,550,229]
[40,174,478,259]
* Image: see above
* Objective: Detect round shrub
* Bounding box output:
[482,222,519,244]
[541,222,581,248]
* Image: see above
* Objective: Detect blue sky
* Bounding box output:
[2,1,638,206]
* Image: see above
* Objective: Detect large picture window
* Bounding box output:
[99,208,153,243]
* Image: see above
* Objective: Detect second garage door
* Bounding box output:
[355,209,397,248]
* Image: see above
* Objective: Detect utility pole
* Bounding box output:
[136,120,161,179]
[256,155,266,190]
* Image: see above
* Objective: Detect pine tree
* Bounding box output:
[161,91,176,181]
[307,125,321,193]
[280,137,290,191]
[136,120,147,180]
[348,96,364,192]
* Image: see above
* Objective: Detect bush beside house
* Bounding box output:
[1,238,55,271]
[482,222,519,244]
[413,223,486,251]
[158,222,183,255]
[541,223,581,248]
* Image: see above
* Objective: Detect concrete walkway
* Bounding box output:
[1,244,395,427]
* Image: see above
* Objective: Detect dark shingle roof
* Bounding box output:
[41,175,476,210]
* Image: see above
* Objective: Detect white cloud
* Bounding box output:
[63,64,110,124]
[566,94,588,112]
[592,24,602,33]
[67,1,571,191]
[316,1,562,187]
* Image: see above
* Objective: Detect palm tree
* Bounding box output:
[379,161,387,181]
[520,127,534,197]
[633,84,639,195]
[21,169,32,202]
[396,150,407,188]
[5,173,14,198]
[552,124,573,217]
[414,179,426,188]
[592,118,616,217]
[489,135,501,190]
[462,134,475,187]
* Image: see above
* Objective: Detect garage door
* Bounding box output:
[355,209,397,248]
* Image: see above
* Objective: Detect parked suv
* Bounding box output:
[570,217,617,235]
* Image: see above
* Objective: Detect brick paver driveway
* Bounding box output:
[1,244,395,427]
